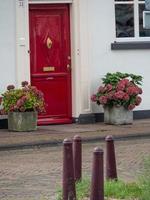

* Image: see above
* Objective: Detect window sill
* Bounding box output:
[111,41,150,50]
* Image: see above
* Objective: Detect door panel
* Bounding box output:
[29,4,72,124]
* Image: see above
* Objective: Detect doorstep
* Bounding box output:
[0,119,150,151]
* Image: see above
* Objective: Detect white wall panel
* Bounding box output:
[0,1,16,93]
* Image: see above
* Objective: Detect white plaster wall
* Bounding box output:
[0,1,16,93]
[83,0,150,113]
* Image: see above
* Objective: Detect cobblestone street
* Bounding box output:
[0,138,150,200]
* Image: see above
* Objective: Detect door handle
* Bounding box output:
[67,64,71,71]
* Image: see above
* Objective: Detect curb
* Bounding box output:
[0,132,150,151]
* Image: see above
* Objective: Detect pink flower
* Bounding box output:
[126,86,139,96]
[21,81,29,87]
[21,96,27,102]
[123,93,129,101]
[116,83,125,91]
[16,99,24,108]
[99,96,108,105]
[107,91,114,100]
[138,87,143,94]
[98,86,105,93]
[135,96,142,106]
[128,104,135,110]
[121,79,130,85]
[106,84,113,92]
[7,85,15,90]
[9,105,15,112]
[91,94,97,102]
[113,91,125,100]
[37,91,44,99]
[116,79,130,91]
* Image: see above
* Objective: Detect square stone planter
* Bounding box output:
[104,106,133,125]
[8,112,37,131]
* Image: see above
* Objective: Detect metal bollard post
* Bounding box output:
[90,147,104,200]
[73,135,82,182]
[63,139,76,200]
[105,135,117,180]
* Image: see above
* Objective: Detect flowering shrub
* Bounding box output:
[91,72,143,110]
[0,81,45,114]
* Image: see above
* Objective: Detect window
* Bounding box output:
[115,0,150,41]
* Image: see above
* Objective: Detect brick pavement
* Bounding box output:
[0,138,149,200]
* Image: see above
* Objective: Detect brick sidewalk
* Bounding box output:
[0,119,150,150]
[0,138,149,200]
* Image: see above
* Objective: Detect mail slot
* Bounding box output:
[43,66,55,72]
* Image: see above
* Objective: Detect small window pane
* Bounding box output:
[115,4,134,37]
[139,4,150,36]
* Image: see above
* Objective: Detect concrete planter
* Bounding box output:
[8,112,37,131]
[104,106,133,125]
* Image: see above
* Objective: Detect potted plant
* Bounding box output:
[91,72,143,125]
[0,81,45,131]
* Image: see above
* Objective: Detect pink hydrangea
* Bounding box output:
[123,93,129,101]
[21,81,29,87]
[116,83,125,91]
[21,96,27,102]
[138,87,143,94]
[37,91,44,99]
[135,96,142,106]
[98,86,106,93]
[9,105,15,112]
[91,94,97,102]
[116,79,130,91]
[126,86,139,96]
[7,85,15,90]
[106,84,113,92]
[107,91,114,100]
[113,91,125,100]
[128,104,135,110]
[121,79,130,86]
[16,99,24,108]
[99,96,108,105]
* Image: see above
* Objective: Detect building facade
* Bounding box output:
[0,0,150,124]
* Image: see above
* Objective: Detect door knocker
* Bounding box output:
[46,37,53,49]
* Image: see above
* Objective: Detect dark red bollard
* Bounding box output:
[63,138,76,200]
[105,135,117,180]
[90,147,104,200]
[73,135,82,182]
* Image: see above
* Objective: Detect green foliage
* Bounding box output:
[56,158,150,200]
[105,180,142,199]
[138,157,150,200]
[56,178,90,200]
[102,72,143,86]
[76,178,90,199]
[56,178,142,200]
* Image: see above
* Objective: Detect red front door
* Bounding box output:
[29,4,72,125]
